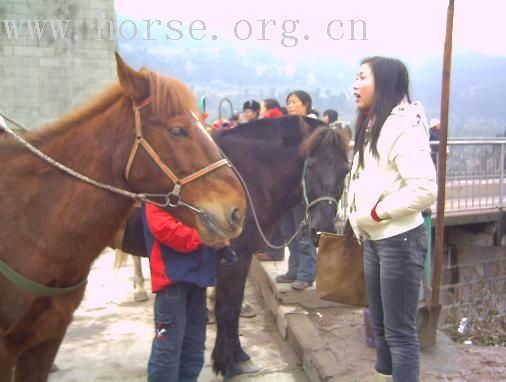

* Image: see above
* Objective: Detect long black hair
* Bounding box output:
[354,56,411,168]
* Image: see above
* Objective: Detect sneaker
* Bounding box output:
[256,252,284,261]
[291,280,313,290]
[240,303,256,318]
[275,274,296,283]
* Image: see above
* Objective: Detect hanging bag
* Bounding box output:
[316,222,368,306]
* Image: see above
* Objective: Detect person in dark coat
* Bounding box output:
[242,100,260,122]
[429,118,440,167]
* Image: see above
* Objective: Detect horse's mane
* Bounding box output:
[148,69,198,119]
[299,126,350,162]
[213,116,301,143]
[213,117,350,163]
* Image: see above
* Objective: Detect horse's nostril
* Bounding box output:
[230,207,241,226]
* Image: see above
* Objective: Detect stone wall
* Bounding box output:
[439,224,506,328]
[0,0,116,129]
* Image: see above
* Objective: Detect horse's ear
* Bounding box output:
[115,52,150,102]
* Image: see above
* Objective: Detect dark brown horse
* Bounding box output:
[114,116,350,378]
[0,54,246,382]
[211,116,349,378]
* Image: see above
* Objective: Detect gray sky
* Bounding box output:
[114,0,506,63]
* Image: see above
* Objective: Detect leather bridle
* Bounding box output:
[123,96,231,212]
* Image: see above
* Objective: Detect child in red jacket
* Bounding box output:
[142,203,235,382]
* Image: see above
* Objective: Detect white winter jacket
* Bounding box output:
[347,101,437,241]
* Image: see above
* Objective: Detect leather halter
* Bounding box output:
[301,159,339,212]
[124,96,230,209]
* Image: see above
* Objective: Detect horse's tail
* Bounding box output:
[113,248,129,269]
[111,217,129,270]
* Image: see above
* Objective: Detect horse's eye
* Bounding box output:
[170,126,188,137]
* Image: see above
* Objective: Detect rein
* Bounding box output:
[0,101,229,212]
[223,150,338,250]
[301,159,340,214]
[0,98,229,296]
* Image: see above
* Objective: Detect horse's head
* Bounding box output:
[114,53,246,247]
[299,119,350,245]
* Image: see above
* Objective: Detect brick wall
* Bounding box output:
[0,0,116,129]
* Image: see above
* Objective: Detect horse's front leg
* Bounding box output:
[0,329,14,382]
[132,256,148,302]
[212,250,253,379]
[14,333,65,382]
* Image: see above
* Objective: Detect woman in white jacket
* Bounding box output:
[348,57,437,382]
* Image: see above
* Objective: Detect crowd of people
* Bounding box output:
[208,95,352,138]
[208,93,353,140]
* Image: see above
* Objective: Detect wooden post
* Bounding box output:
[432,0,455,306]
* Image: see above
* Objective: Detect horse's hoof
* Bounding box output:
[134,291,148,302]
[239,360,260,374]
[223,363,243,380]
[239,303,256,318]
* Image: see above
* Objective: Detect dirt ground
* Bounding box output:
[309,305,506,382]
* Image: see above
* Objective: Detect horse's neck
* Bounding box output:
[222,138,303,227]
[1,103,134,282]
[262,150,303,223]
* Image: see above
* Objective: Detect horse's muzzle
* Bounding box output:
[200,208,242,244]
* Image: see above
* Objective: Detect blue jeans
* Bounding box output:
[148,283,208,382]
[363,224,426,382]
[281,202,317,282]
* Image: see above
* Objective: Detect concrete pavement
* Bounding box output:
[249,255,506,382]
[49,249,307,382]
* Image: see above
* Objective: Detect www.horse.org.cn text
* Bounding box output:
[1,18,368,48]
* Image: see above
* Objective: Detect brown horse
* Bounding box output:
[0,53,246,382]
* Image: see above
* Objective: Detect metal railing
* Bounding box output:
[335,139,506,231]
[437,139,506,211]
